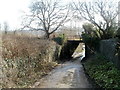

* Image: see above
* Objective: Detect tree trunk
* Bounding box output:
[44,32,50,39]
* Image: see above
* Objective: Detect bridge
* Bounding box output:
[67,35,82,41]
[60,35,84,60]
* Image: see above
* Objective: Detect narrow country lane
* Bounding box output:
[32,57,92,88]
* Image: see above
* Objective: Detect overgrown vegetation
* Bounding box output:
[84,54,120,89]
[81,23,101,53]
[73,0,118,40]
[53,34,66,45]
[1,33,59,88]
[81,23,117,53]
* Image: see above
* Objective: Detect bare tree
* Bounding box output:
[0,23,1,30]
[73,0,118,39]
[22,0,69,38]
[3,22,9,34]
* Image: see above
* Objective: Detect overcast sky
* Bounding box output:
[0,0,119,30]
[0,0,74,30]
[0,0,31,30]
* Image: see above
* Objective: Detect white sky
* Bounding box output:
[0,0,119,30]
[0,0,31,30]
[0,0,74,30]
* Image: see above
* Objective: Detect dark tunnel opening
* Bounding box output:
[59,40,85,60]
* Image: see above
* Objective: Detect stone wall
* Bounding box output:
[100,38,120,69]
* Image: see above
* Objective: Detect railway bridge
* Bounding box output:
[59,35,84,59]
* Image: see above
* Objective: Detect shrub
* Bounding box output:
[53,34,66,45]
[82,23,117,52]
[82,32,100,52]
[82,23,101,53]
[1,34,58,88]
[84,54,120,89]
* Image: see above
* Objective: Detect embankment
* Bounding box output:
[0,34,61,88]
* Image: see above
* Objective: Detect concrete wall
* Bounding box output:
[100,38,120,69]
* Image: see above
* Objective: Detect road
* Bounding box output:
[32,57,92,88]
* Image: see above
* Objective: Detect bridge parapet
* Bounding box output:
[67,35,82,41]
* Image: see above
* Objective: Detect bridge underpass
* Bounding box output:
[59,40,84,60]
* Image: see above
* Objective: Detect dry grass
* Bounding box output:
[2,34,47,59]
[1,33,59,88]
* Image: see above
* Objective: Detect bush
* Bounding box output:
[1,34,58,88]
[53,34,66,45]
[82,23,101,52]
[84,54,120,89]
[82,32,100,52]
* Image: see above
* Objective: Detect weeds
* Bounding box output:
[84,54,120,89]
[1,33,59,88]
